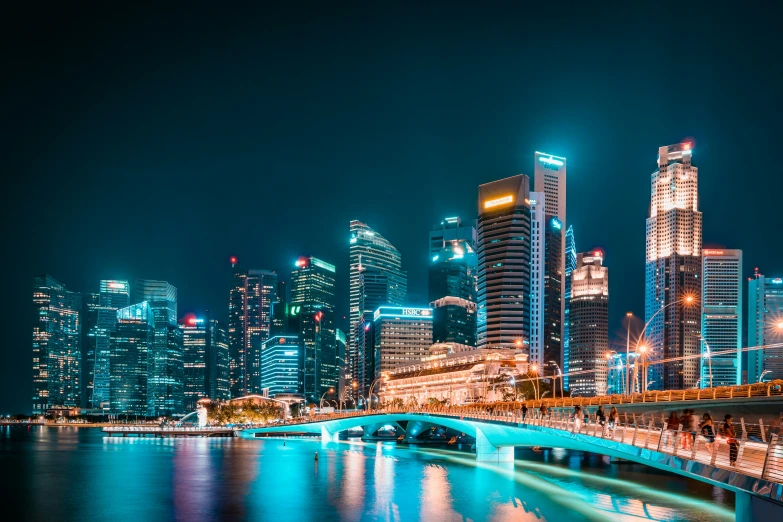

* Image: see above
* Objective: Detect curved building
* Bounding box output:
[477,175,532,350]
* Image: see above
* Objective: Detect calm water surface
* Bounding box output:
[0,426,734,521]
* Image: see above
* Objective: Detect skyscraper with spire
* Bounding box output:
[645,142,702,390]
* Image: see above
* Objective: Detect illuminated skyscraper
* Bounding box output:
[110,302,154,415]
[373,306,433,375]
[428,240,478,347]
[568,251,609,397]
[349,221,406,397]
[563,225,577,390]
[529,192,546,367]
[700,249,742,387]
[477,175,531,350]
[32,276,82,414]
[336,328,347,396]
[290,256,337,403]
[228,259,278,397]
[645,143,702,390]
[136,279,183,415]
[429,216,477,257]
[260,334,303,397]
[92,280,130,409]
[208,319,230,401]
[81,292,99,408]
[748,271,783,382]
[179,315,229,409]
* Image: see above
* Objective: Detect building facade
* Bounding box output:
[563,225,577,391]
[93,280,130,409]
[181,317,208,411]
[260,334,303,397]
[529,192,546,369]
[349,221,406,398]
[645,143,702,390]
[81,292,99,408]
[32,276,82,414]
[110,302,154,415]
[701,249,742,387]
[428,240,478,347]
[290,256,337,403]
[568,251,609,397]
[748,272,783,382]
[228,260,278,397]
[477,175,532,350]
[429,216,477,257]
[373,306,433,377]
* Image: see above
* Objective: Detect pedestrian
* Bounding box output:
[665,411,680,446]
[521,403,528,423]
[724,414,739,467]
[699,413,716,454]
[679,409,693,449]
[573,405,583,431]
[608,407,619,432]
[688,409,699,448]
[596,405,606,427]
[540,404,547,419]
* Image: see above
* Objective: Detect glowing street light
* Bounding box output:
[319,388,335,410]
[530,364,540,401]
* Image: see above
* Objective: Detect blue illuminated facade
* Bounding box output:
[563,225,576,391]
[93,280,130,409]
[110,302,154,415]
[260,335,303,397]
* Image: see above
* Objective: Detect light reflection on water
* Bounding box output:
[0,426,733,521]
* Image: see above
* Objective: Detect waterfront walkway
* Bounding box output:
[102,426,234,437]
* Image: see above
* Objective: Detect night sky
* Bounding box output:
[3,3,781,414]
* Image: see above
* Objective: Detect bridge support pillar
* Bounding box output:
[321,426,338,442]
[475,427,513,462]
[736,492,783,522]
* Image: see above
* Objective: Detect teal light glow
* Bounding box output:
[539,156,564,167]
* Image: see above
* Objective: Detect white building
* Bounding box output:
[701,249,742,387]
[529,192,546,369]
[748,271,783,382]
[373,306,433,375]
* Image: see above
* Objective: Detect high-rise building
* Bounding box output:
[181,316,209,411]
[208,318,231,401]
[270,281,289,336]
[568,251,609,397]
[429,216,477,257]
[529,192,546,369]
[748,271,783,382]
[428,240,478,347]
[136,279,183,415]
[645,142,702,390]
[260,334,303,397]
[477,175,532,350]
[335,328,348,397]
[228,260,278,397]
[349,221,406,397]
[92,280,130,409]
[534,152,567,369]
[110,302,154,415]
[32,276,82,414]
[701,249,742,387]
[373,306,433,376]
[563,225,577,391]
[290,256,337,403]
[81,292,99,408]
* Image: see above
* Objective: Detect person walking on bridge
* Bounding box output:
[573,405,583,431]
[521,403,528,423]
[680,409,695,450]
[607,407,619,433]
[700,413,716,455]
[724,414,739,467]
[665,411,680,447]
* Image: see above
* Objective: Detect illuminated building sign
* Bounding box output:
[312,257,336,272]
[374,307,433,321]
[107,282,127,290]
[295,258,308,268]
[483,195,514,209]
[539,156,564,167]
[773,278,783,284]
[551,218,562,230]
[445,217,459,223]
[290,306,301,316]
[283,351,297,356]
[704,250,725,256]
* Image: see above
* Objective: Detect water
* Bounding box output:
[1,426,734,521]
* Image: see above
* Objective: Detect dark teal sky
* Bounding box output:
[2,3,781,413]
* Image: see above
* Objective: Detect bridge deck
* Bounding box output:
[102,426,235,437]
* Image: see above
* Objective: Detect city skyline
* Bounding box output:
[5,4,783,414]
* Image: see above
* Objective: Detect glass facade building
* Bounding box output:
[32,275,82,414]
[110,302,154,415]
[290,256,337,403]
[93,280,130,409]
[81,292,99,408]
[429,216,477,257]
[260,335,303,397]
[181,317,208,411]
[563,225,577,391]
[428,240,478,347]
[208,319,231,401]
[645,143,702,391]
[700,249,742,387]
[477,175,532,350]
[529,192,546,369]
[748,272,783,382]
[372,306,433,376]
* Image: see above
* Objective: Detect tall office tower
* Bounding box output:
[645,142,702,390]
[568,251,609,397]
[180,316,208,410]
[136,279,183,415]
[32,276,82,414]
[748,271,783,382]
[92,280,130,409]
[290,256,337,403]
[428,240,478,347]
[373,306,433,376]
[534,153,567,361]
[355,269,390,398]
[208,319,231,401]
[700,249,743,387]
[260,334,303,397]
[270,281,289,336]
[562,226,577,391]
[228,261,278,397]
[110,302,154,415]
[528,193,546,368]
[477,175,532,349]
[81,292,99,408]
[349,221,406,397]
[335,328,347,397]
[429,216,477,257]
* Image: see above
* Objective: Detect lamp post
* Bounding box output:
[634,294,697,391]
[760,369,772,383]
[698,336,713,389]
[367,374,388,412]
[530,364,540,401]
[625,312,633,396]
[319,388,335,410]
[549,360,563,400]
[605,350,619,395]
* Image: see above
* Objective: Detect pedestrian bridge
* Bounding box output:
[240,410,783,520]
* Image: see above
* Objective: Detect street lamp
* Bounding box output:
[530,364,540,401]
[549,360,563,400]
[625,312,633,396]
[367,374,388,411]
[760,369,772,383]
[698,336,713,389]
[319,388,335,410]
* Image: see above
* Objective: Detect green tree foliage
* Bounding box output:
[205,400,282,425]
